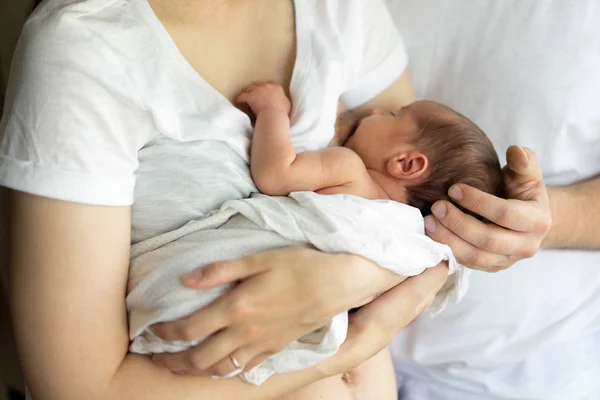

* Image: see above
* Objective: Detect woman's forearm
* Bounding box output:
[543,176,600,249]
[10,193,330,400]
[106,354,325,400]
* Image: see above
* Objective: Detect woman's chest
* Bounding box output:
[160,1,297,104]
[131,1,351,240]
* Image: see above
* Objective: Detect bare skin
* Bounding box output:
[10,1,441,400]
[233,82,443,398]
[238,82,448,202]
[149,0,551,380]
[9,1,566,400]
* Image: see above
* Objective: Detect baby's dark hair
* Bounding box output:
[405,102,503,217]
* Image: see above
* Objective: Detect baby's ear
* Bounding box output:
[387,151,428,181]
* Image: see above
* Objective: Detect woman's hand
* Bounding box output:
[151,247,408,376]
[424,145,552,272]
[316,264,448,377]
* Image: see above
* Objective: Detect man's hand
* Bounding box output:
[424,146,552,272]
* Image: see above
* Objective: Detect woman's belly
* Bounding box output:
[279,349,397,400]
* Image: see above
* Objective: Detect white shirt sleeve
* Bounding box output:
[0,14,153,206]
[335,0,409,109]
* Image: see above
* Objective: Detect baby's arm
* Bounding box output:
[238,82,365,196]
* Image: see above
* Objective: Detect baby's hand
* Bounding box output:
[237,81,292,116]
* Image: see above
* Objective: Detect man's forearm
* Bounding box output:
[543,176,600,249]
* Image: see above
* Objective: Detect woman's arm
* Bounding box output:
[350,70,416,118]
[149,69,434,376]
[10,192,391,400]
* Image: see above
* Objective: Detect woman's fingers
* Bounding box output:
[151,296,232,342]
[153,337,278,377]
[243,352,276,372]
[206,347,253,378]
[181,328,245,372]
[424,214,517,270]
[151,334,240,376]
[206,348,275,378]
[182,256,266,289]
[152,349,206,375]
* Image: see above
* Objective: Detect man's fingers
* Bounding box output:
[505,145,529,174]
[431,200,536,255]
[505,145,541,178]
[182,256,265,289]
[445,185,545,232]
[424,214,515,270]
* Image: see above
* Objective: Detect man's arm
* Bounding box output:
[543,176,600,249]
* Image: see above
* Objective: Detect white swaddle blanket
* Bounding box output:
[127,191,468,385]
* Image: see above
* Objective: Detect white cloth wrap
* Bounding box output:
[127,192,467,385]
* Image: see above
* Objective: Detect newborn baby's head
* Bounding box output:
[344,101,503,216]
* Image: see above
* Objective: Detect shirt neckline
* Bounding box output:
[137,0,309,121]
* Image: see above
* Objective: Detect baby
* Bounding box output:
[237,82,503,215]
[127,83,501,390]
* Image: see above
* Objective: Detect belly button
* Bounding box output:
[341,372,353,384]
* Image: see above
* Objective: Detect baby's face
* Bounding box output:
[344,105,417,169]
[344,101,455,169]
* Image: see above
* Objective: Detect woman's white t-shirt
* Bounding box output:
[386,1,600,399]
[0,0,408,244]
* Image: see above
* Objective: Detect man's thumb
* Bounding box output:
[505,145,540,179]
